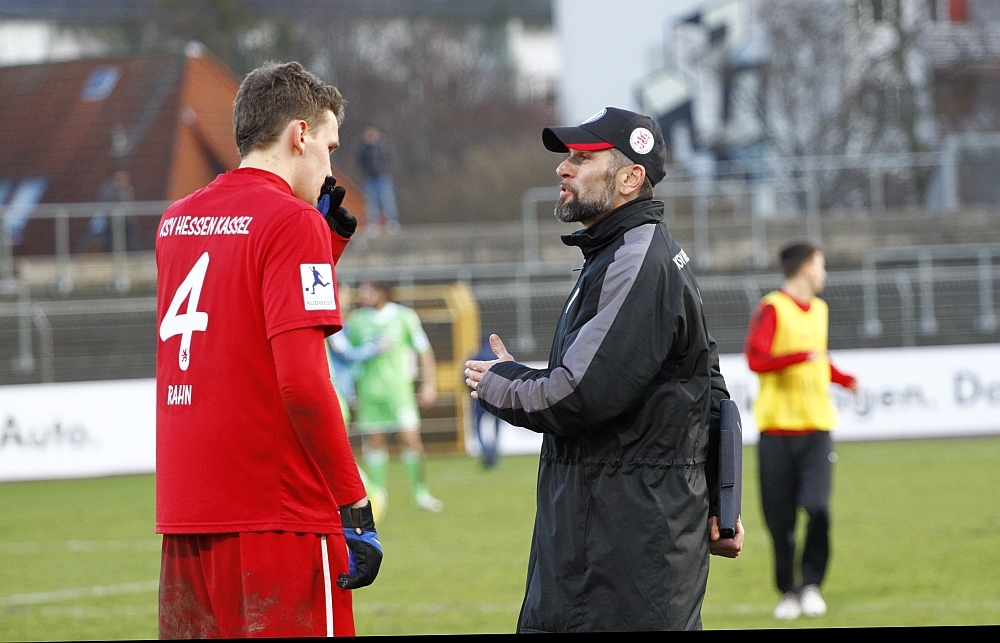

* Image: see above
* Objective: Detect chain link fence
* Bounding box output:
[3,261,1000,386]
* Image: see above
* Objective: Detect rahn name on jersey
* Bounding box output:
[167,384,192,405]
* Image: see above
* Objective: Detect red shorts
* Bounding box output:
[158,531,355,638]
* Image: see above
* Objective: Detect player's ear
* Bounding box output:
[289,120,308,156]
[620,165,645,196]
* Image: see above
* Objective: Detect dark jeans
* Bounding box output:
[758,431,833,594]
[363,175,399,227]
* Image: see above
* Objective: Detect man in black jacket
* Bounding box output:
[465,108,743,632]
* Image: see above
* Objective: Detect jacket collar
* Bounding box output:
[561,197,663,257]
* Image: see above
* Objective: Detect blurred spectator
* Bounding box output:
[355,126,400,233]
[472,336,502,469]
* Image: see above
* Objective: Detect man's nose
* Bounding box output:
[556,159,572,179]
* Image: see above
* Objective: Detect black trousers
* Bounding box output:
[758,431,833,594]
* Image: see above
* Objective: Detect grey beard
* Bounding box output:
[553,174,616,223]
[553,197,607,223]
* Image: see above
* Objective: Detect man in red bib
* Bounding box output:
[745,241,857,622]
[156,61,381,638]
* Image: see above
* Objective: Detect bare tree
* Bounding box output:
[754,0,940,208]
[105,1,557,224]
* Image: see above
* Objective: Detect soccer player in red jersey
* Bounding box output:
[155,62,381,638]
[745,242,857,621]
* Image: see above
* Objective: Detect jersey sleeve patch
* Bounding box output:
[300,264,337,311]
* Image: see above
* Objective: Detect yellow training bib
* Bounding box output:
[753,291,836,431]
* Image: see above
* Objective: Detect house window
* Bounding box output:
[81,66,121,102]
[4,177,48,245]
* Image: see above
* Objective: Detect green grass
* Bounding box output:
[2,437,999,639]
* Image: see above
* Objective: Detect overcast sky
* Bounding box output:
[554,0,708,124]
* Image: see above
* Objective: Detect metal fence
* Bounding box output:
[4,259,999,386]
[517,140,1000,271]
[0,201,168,293]
[3,143,1000,385]
[4,141,1000,288]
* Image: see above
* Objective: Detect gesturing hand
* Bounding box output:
[336,501,382,590]
[317,176,358,239]
[464,334,514,400]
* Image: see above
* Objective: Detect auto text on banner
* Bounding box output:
[718,343,1000,444]
[0,379,155,482]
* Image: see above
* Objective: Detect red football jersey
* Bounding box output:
[156,168,350,534]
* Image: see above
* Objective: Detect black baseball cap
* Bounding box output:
[542,107,667,186]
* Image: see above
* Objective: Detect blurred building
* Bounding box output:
[0,45,363,255]
[553,0,704,126]
[630,0,1000,169]
[927,0,1000,133]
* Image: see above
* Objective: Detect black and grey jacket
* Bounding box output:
[478,197,729,632]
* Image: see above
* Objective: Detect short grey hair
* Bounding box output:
[607,148,654,199]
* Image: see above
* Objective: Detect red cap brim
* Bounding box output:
[543,126,610,153]
[565,142,615,151]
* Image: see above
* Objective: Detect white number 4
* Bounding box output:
[159,252,210,371]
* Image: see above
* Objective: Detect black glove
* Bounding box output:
[337,502,382,590]
[317,176,358,239]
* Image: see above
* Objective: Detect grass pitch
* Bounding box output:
[1,437,999,639]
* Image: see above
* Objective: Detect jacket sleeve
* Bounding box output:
[703,334,731,517]
[477,225,682,437]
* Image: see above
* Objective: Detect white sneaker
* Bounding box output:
[415,490,443,513]
[773,592,802,620]
[799,584,827,617]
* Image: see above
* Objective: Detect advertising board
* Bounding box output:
[0,379,155,482]
[4,344,999,480]
[471,344,1000,455]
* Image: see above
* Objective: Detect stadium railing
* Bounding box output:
[4,256,1000,388]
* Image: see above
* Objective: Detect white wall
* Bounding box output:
[554,0,705,124]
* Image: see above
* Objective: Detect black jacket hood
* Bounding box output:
[560,196,661,257]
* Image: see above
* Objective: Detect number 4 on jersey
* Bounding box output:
[159,252,210,371]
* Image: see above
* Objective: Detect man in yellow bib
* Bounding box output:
[745,241,858,621]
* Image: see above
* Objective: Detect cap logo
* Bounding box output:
[581,108,606,124]
[630,127,655,155]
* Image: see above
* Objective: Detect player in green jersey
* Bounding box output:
[348,281,443,512]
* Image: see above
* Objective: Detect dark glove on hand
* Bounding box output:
[337,502,382,590]
[317,176,358,239]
